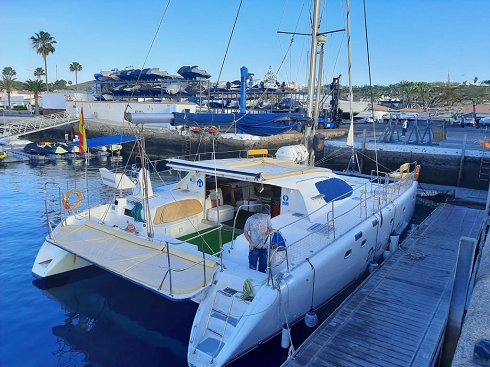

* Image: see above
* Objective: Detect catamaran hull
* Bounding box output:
[188,182,417,366]
[32,239,91,279]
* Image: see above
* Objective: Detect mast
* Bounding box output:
[346,0,355,148]
[307,0,321,119]
[314,35,327,127]
[306,0,321,165]
[345,0,360,171]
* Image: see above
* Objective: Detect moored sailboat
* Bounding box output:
[32,1,419,366]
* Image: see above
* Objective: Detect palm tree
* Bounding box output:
[394,81,416,108]
[437,85,460,107]
[24,79,45,115]
[34,67,45,81]
[413,82,438,109]
[69,62,83,88]
[30,31,57,92]
[1,67,17,110]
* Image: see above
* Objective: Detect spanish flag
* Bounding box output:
[78,108,87,154]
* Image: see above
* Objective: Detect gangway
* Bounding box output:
[0,112,79,139]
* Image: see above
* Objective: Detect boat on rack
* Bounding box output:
[32,143,418,365]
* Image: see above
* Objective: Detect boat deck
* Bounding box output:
[282,204,485,367]
[49,221,217,300]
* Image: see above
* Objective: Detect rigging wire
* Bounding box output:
[275,1,306,77]
[122,0,172,133]
[245,1,306,116]
[219,1,306,131]
[215,0,243,88]
[329,0,346,81]
[107,0,173,186]
[362,0,380,174]
[125,0,172,109]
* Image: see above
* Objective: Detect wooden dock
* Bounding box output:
[283,204,485,367]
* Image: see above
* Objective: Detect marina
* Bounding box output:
[1,0,490,366]
[1,158,488,367]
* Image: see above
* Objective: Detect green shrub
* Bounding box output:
[13,105,28,111]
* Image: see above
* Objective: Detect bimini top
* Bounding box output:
[166,157,333,186]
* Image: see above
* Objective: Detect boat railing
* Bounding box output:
[283,166,418,269]
[149,225,224,296]
[163,148,279,163]
[43,182,65,238]
[169,224,225,258]
[267,229,290,278]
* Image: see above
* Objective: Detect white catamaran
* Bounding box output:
[33,145,419,366]
[32,1,419,366]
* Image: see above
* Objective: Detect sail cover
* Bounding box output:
[315,178,353,203]
[173,112,310,136]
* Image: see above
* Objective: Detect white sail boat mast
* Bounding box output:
[346,0,355,147]
[307,0,321,119]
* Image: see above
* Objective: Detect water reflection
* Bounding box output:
[42,269,197,367]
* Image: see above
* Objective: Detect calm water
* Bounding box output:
[0,157,432,367]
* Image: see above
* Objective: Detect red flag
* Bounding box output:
[78,108,87,154]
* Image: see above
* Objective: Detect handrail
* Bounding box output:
[43,182,64,237]
[283,166,418,270]
[1,112,77,138]
[267,228,289,282]
[167,148,280,163]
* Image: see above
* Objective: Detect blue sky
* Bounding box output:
[1,0,489,86]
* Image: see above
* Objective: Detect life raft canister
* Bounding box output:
[63,190,83,211]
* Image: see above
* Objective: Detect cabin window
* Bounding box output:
[314,178,353,203]
[372,219,378,227]
[355,231,362,241]
[344,250,352,258]
[361,239,367,247]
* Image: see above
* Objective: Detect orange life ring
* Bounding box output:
[125,224,137,233]
[414,164,421,181]
[63,190,83,211]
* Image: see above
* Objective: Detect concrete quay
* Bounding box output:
[30,117,347,159]
[452,226,490,366]
[323,123,490,190]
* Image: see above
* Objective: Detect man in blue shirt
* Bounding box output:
[244,213,273,273]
